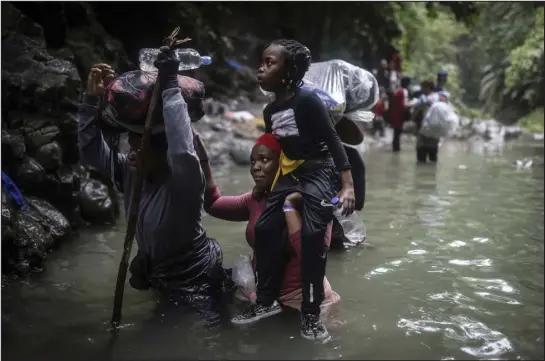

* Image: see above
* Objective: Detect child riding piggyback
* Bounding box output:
[230,39,356,341]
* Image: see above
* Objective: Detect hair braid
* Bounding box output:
[267,39,312,90]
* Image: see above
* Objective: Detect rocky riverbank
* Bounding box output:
[1,3,120,276]
[1,1,275,277]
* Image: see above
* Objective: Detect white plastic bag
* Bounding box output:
[302,60,379,123]
[232,254,256,292]
[419,101,459,139]
[261,60,379,125]
[344,109,375,123]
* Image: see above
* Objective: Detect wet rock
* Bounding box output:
[192,123,233,166]
[79,177,116,224]
[503,125,524,140]
[211,121,232,133]
[2,184,23,274]
[56,113,80,165]
[38,166,82,226]
[474,119,505,142]
[449,118,476,140]
[74,164,91,183]
[1,191,16,229]
[232,121,262,140]
[2,31,81,116]
[1,129,26,168]
[24,124,61,150]
[16,156,45,192]
[533,133,544,141]
[227,96,252,112]
[229,139,254,166]
[57,112,79,134]
[62,3,131,78]
[58,165,81,192]
[34,141,63,171]
[2,197,55,274]
[206,140,232,166]
[26,197,71,241]
[203,98,228,117]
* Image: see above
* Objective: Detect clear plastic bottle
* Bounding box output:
[139,48,212,72]
[329,196,366,245]
[232,254,256,292]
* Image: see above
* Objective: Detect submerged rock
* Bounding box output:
[16,156,46,193]
[1,129,26,162]
[26,196,71,243]
[34,141,63,171]
[79,177,117,225]
[1,191,70,275]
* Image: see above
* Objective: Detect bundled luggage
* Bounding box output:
[419,101,459,139]
[302,59,379,124]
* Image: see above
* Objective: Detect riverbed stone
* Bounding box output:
[79,177,117,225]
[34,141,63,171]
[1,129,26,164]
[229,139,255,166]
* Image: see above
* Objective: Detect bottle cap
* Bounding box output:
[330,197,340,205]
[201,56,212,66]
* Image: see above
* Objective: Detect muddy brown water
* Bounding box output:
[2,138,544,360]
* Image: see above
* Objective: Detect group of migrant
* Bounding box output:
[74,38,453,341]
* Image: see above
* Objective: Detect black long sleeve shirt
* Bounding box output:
[263,88,351,172]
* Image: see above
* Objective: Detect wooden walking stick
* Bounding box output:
[110,27,191,330]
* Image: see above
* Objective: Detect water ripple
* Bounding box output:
[398,315,514,357]
[474,292,521,305]
[472,237,490,244]
[461,337,514,358]
[408,249,428,255]
[449,259,493,268]
[460,277,518,294]
[427,291,473,304]
[448,240,467,248]
[364,267,394,279]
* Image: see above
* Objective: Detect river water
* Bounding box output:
[2,139,544,360]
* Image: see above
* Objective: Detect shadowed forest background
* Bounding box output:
[5,2,544,129]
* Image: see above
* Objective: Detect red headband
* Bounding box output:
[255,133,282,154]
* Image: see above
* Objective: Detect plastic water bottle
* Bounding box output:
[139,48,212,72]
[233,254,256,292]
[329,196,366,245]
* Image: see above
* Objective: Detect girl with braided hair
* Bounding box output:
[230,39,356,340]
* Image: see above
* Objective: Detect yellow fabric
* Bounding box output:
[271,151,305,191]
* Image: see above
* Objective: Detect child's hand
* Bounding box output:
[338,186,355,215]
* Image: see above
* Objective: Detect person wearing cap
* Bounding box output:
[436,70,451,101]
[77,53,227,307]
